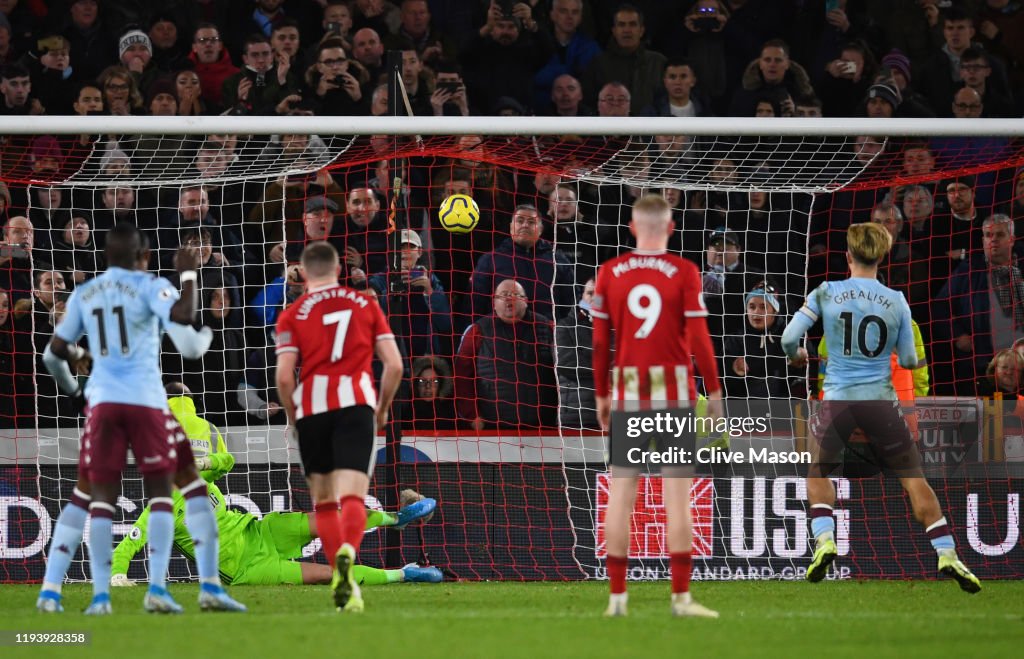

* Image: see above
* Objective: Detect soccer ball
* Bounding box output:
[438,194,480,233]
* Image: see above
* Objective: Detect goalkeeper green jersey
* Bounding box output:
[111,482,255,579]
[168,395,234,482]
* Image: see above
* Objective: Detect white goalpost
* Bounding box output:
[1,116,1020,583]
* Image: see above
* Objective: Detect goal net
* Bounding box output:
[0,117,1021,583]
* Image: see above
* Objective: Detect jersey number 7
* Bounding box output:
[323,310,352,362]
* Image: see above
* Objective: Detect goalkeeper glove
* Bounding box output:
[110,574,136,587]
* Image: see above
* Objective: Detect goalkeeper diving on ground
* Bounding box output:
[110,481,441,587]
[110,384,441,587]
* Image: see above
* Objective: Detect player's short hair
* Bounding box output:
[105,222,147,266]
[301,241,339,278]
[633,194,671,217]
[847,222,892,266]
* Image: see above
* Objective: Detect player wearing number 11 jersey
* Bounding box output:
[275,242,403,613]
[782,222,980,593]
[591,195,722,618]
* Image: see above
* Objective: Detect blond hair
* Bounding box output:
[633,194,671,217]
[847,222,892,266]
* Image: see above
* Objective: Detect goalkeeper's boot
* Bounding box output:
[671,592,720,619]
[332,543,364,613]
[198,583,248,612]
[806,536,838,583]
[402,564,444,583]
[938,549,982,594]
[83,593,112,616]
[143,586,184,614]
[603,593,628,617]
[395,496,437,531]
[36,590,64,613]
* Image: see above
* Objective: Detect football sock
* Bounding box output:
[147,498,175,591]
[315,502,342,562]
[352,565,402,586]
[810,504,835,542]
[607,554,628,595]
[87,502,116,598]
[339,495,368,553]
[670,551,692,594]
[181,480,221,585]
[926,517,956,553]
[41,489,90,594]
[365,510,396,529]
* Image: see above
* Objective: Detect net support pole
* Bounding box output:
[382,48,405,569]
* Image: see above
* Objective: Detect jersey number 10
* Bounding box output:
[839,311,887,358]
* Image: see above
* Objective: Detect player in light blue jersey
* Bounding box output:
[37,224,246,615]
[782,223,980,593]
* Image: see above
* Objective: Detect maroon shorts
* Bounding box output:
[81,403,185,483]
[809,399,921,475]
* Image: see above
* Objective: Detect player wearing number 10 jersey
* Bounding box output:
[781,222,980,593]
[275,242,403,613]
[591,195,722,619]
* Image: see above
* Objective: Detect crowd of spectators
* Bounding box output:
[0,0,1023,433]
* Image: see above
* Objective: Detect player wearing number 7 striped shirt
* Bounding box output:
[781,222,980,593]
[591,195,722,618]
[275,242,403,613]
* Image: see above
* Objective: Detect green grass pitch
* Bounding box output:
[2,581,1022,659]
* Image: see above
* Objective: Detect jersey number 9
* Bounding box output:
[627,284,662,339]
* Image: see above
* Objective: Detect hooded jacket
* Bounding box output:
[728,57,815,116]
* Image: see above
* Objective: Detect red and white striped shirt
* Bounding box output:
[275,283,393,420]
[591,250,720,407]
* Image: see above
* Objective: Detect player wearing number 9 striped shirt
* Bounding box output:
[591,195,722,619]
[781,222,980,593]
[274,242,403,613]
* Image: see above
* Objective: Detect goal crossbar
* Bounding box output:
[0,116,1021,137]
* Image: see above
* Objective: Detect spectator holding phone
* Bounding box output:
[818,41,876,117]
[461,1,553,114]
[430,59,470,116]
[221,34,298,115]
[368,229,453,359]
[673,1,730,108]
[302,37,367,115]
